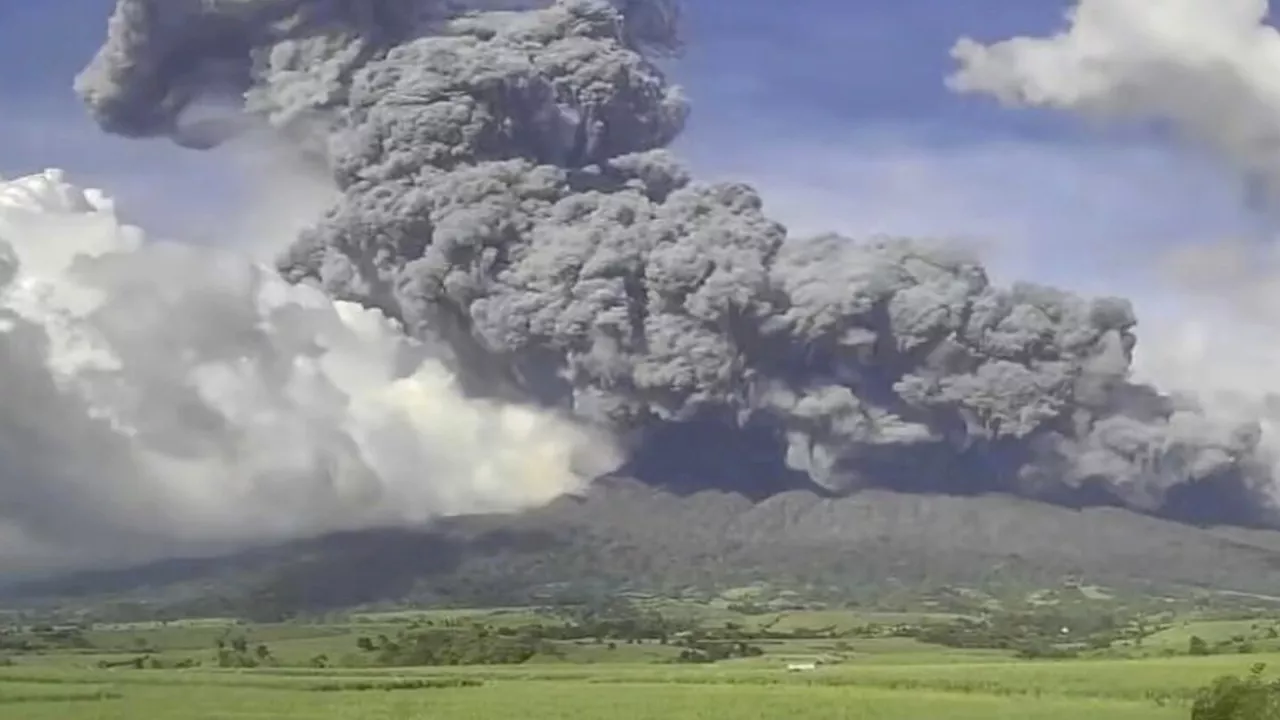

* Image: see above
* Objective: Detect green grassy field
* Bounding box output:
[0,607,1273,718]
[0,678,1183,720]
[0,654,1251,719]
[1136,619,1280,652]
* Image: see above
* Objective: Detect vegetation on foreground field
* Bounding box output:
[0,596,1280,718]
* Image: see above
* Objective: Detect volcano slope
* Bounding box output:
[12,479,1280,615]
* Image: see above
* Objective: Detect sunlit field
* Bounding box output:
[0,608,1273,720]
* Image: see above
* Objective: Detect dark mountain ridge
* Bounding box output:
[11,480,1280,616]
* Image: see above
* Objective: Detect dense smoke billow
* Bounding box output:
[25,0,1280,572]
[947,0,1280,513]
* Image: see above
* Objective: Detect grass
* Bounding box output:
[82,621,391,653]
[351,607,558,628]
[0,650,1265,719]
[1,608,1275,718]
[1140,619,1280,649]
[753,610,965,633]
[0,681,120,704]
[0,672,1184,720]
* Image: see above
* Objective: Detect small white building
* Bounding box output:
[786,662,817,672]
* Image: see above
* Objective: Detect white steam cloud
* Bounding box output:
[0,168,617,573]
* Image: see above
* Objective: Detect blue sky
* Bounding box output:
[0,0,1266,302]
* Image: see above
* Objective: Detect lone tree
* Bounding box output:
[1190,636,1212,656]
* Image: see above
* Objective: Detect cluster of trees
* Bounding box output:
[340,601,1280,670]
[1188,627,1279,657]
[93,632,268,670]
[352,601,768,667]
[515,606,693,643]
[672,638,765,664]
[355,626,552,666]
[0,624,94,653]
[902,609,1145,658]
[96,654,199,670]
[896,610,1280,662]
[215,634,275,668]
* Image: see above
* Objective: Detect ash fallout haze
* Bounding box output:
[2,0,1280,578]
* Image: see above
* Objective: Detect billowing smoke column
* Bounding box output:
[0,169,615,572]
[73,0,1280,525]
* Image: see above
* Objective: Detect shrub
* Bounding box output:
[1191,664,1280,720]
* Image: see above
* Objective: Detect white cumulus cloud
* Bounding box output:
[0,169,617,574]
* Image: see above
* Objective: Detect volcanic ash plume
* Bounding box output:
[70,0,1280,529]
[0,169,615,572]
[948,0,1280,510]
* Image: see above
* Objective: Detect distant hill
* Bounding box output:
[8,478,1280,618]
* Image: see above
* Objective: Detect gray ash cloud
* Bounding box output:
[75,0,1278,526]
